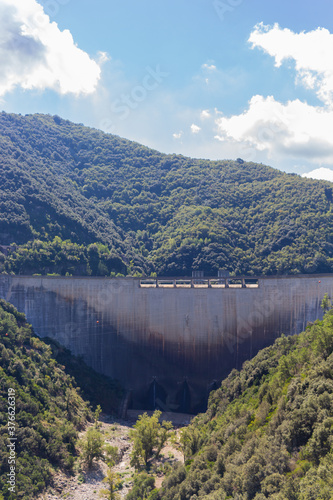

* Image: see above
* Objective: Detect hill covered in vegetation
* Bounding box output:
[0,300,122,500]
[0,111,333,276]
[153,301,333,499]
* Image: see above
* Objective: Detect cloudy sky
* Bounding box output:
[1,0,333,180]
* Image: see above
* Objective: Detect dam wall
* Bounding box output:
[0,274,332,412]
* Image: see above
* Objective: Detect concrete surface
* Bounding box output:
[0,274,332,412]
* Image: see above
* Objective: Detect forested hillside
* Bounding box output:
[1,111,333,276]
[0,300,121,500]
[154,301,333,499]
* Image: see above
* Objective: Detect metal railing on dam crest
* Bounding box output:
[0,273,332,413]
[139,276,259,288]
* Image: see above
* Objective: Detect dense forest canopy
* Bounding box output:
[155,304,333,499]
[0,300,91,499]
[0,111,333,276]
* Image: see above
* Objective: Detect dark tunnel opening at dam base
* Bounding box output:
[0,274,332,415]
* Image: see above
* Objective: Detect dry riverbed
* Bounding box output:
[38,412,192,500]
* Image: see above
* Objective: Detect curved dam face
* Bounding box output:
[0,274,332,413]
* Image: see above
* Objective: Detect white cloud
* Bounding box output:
[202,63,217,72]
[173,131,183,140]
[200,109,211,120]
[302,167,333,182]
[216,95,333,161]
[249,23,333,105]
[201,63,217,84]
[97,51,110,65]
[214,25,333,165]
[0,0,101,96]
[190,124,201,134]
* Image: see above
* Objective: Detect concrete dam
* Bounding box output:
[0,274,332,413]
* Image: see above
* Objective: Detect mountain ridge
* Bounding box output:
[0,111,333,277]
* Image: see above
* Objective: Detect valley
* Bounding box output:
[1,112,333,499]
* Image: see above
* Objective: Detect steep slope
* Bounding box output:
[156,304,333,499]
[0,300,121,500]
[1,111,333,276]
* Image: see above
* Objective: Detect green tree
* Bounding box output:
[321,293,332,312]
[129,411,173,468]
[105,445,119,467]
[179,427,201,461]
[99,467,122,500]
[126,473,158,500]
[81,428,104,468]
[94,404,102,429]
[155,420,173,460]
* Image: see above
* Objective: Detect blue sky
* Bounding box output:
[1,0,333,180]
